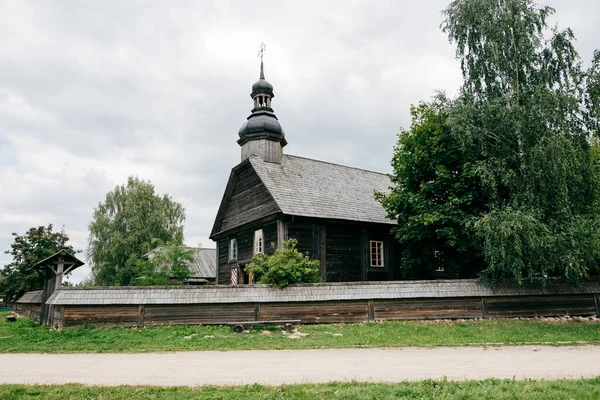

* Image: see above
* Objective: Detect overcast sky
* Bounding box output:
[1,0,598,283]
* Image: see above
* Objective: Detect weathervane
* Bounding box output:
[257,42,266,62]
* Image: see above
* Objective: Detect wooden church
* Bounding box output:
[210,59,403,284]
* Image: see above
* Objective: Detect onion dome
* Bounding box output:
[238,61,287,147]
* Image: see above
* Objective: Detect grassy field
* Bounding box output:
[1,379,599,399]
[1,312,599,353]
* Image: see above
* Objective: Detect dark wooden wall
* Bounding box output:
[218,162,280,233]
[53,293,600,328]
[12,303,41,320]
[217,221,278,284]
[287,218,399,283]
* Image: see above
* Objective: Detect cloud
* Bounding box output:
[1,0,597,282]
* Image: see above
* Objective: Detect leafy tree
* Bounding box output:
[134,240,194,286]
[245,239,321,288]
[0,225,77,302]
[88,176,186,286]
[376,100,488,278]
[440,0,600,284]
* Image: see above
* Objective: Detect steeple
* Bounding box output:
[238,43,286,164]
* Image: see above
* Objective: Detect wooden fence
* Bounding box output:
[14,280,600,328]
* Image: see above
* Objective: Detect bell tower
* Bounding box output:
[237,43,287,163]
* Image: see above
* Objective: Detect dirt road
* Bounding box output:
[1,346,598,386]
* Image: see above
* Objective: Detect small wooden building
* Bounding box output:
[210,61,408,284]
[143,246,217,284]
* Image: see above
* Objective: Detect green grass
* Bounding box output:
[1,312,599,353]
[1,379,599,399]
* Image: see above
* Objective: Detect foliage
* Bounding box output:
[0,225,77,302]
[2,378,600,400]
[436,0,600,284]
[245,239,321,288]
[376,100,488,278]
[88,176,186,286]
[134,240,194,286]
[1,311,599,353]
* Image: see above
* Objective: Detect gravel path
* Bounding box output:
[1,346,598,386]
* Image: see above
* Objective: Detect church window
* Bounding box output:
[229,239,237,261]
[254,229,264,254]
[370,241,384,267]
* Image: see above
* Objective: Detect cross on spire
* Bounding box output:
[257,42,266,62]
[257,42,266,79]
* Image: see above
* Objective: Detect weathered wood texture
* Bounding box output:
[218,162,280,234]
[54,292,600,328]
[260,301,369,324]
[14,303,41,319]
[217,221,278,284]
[485,295,596,318]
[374,298,482,320]
[326,224,362,282]
[62,305,139,327]
[143,304,255,326]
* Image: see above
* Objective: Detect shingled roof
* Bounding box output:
[250,154,393,224]
[16,290,43,304]
[188,248,216,278]
[46,279,600,305]
[144,247,216,279]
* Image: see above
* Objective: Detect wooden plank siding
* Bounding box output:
[260,301,369,324]
[52,291,600,328]
[485,295,597,318]
[217,221,279,284]
[218,162,280,234]
[326,224,362,282]
[144,304,255,326]
[62,305,139,327]
[374,298,482,320]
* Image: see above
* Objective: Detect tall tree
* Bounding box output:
[0,225,76,302]
[88,176,186,286]
[377,100,488,278]
[441,0,600,284]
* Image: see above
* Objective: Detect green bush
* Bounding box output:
[245,239,321,288]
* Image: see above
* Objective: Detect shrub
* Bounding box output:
[245,239,321,288]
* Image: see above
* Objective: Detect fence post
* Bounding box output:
[138,305,145,328]
[481,298,488,319]
[368,300,375,322]
[594,294,600,317]
[57,306,65,330]
[254,303,261,321]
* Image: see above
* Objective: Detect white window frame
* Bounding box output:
[229,238,237,261]
[370,240,384,267]
[254,229,264,254]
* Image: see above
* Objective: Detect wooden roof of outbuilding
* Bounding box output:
[188,248,216,278]
[16,290,43,304]
[32,250,84,270]
[144,247,216,279]
[46,279,600,306]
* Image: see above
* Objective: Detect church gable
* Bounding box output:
[211,160,281,237]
